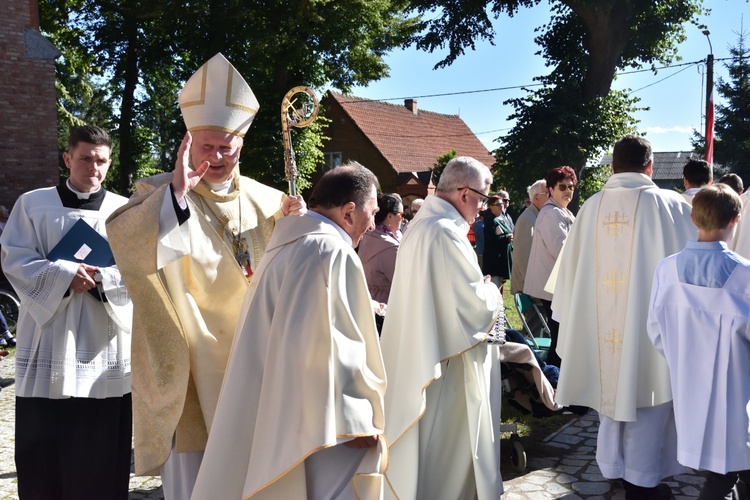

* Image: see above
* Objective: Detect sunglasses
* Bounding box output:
[556,184,576,192]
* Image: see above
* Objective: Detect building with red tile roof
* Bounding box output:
[321,91,495,206]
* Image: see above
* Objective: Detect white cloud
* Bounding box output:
[642,125,696,135]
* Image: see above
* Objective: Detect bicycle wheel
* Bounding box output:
[0,288,20,335]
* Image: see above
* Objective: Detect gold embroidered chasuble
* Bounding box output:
[552,173,696,422]
[106,171,284,475]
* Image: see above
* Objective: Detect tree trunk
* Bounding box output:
[118,16,140,193]
[566,0,633,101]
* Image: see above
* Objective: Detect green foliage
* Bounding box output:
[431,148,458,187]
[578,163,612,203]
[406,0,704,206]
[40,0,419,193]
[494,85,640,205]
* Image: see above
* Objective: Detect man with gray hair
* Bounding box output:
[381,156,504,499]
[510,179,547,295]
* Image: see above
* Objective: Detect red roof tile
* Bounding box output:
[328,91,495,173]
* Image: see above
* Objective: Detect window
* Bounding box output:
[323,152,342,171]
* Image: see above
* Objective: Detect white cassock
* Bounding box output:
[0,186,132,399]
[551,173,696,486]
[380,195,504,500]
[191,213,386,500]
[648,242,750,474]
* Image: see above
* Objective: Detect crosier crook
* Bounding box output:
[281,86,319,196]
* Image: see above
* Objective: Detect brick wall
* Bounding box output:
[0,0,60,209]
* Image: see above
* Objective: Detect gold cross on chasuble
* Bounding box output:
[602,270,627,296]
[603,329,623,353]
[602,210,630,235]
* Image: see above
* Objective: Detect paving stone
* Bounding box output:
[582,473,607,482]
[557,465,584,475]
[562,458,588,467]
[572,481,612,495]
[545,482,574,496]
[526,474,553,485]
[516,481,544,492]
[546,441,571,450]
[553,434,585,445]
[556,473,577,484]
[682,485,701,496]
[674,473,706,486]
[527,458,558,469]
[585,464,602,474]
[524,491,554,499]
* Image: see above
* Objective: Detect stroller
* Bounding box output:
[499,327,562,472]
[513,292,552,361]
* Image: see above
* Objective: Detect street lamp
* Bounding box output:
[703,30,714,166]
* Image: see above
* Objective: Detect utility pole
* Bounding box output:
[703,30,714,168]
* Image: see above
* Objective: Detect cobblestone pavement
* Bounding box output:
[502,410,707,499]
[0,352,707,499]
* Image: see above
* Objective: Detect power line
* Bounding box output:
[345,57,734,103]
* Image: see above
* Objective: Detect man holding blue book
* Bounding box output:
[0,125,133,500]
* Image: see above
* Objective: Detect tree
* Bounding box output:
[407,0,705,206]
[40,0,419,193]
[431,148,458,187]
[709,30,750,184]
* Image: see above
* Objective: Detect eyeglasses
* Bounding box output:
[458,187,491,206]
[394,212,404,218]
[501,199,510,205]
[556,183,576,192]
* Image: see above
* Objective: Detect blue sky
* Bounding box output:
[348,0,749,155]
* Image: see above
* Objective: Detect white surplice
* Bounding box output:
[0,187,131,399]
[648,243,750,474]
[552,173,696,421]
[380,195,504,500]
[191,214,386,500]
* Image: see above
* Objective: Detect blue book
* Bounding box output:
[46,218,115,267]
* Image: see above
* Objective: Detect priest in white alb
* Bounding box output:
[380,156,505,500]
[191,163,386,500]
[551,135,696,499]
[106,53,305,499]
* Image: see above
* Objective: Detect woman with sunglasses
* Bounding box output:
[359,193,403,331]
[482,191,514,294]
[524,166,577,367]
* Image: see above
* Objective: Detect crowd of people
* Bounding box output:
[0,52,748,500]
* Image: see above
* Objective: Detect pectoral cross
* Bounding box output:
[235,238,253,278]
[602,211,629,236]
[602,270,627,296]
[603,329,623,353]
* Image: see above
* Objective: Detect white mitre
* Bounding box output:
[178,53,259,137]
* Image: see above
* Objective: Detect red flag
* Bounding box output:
[705,87,714,165]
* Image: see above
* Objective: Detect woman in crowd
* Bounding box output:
[358,192,403,306]
[524,166,577,367]
[482,191,514,293]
